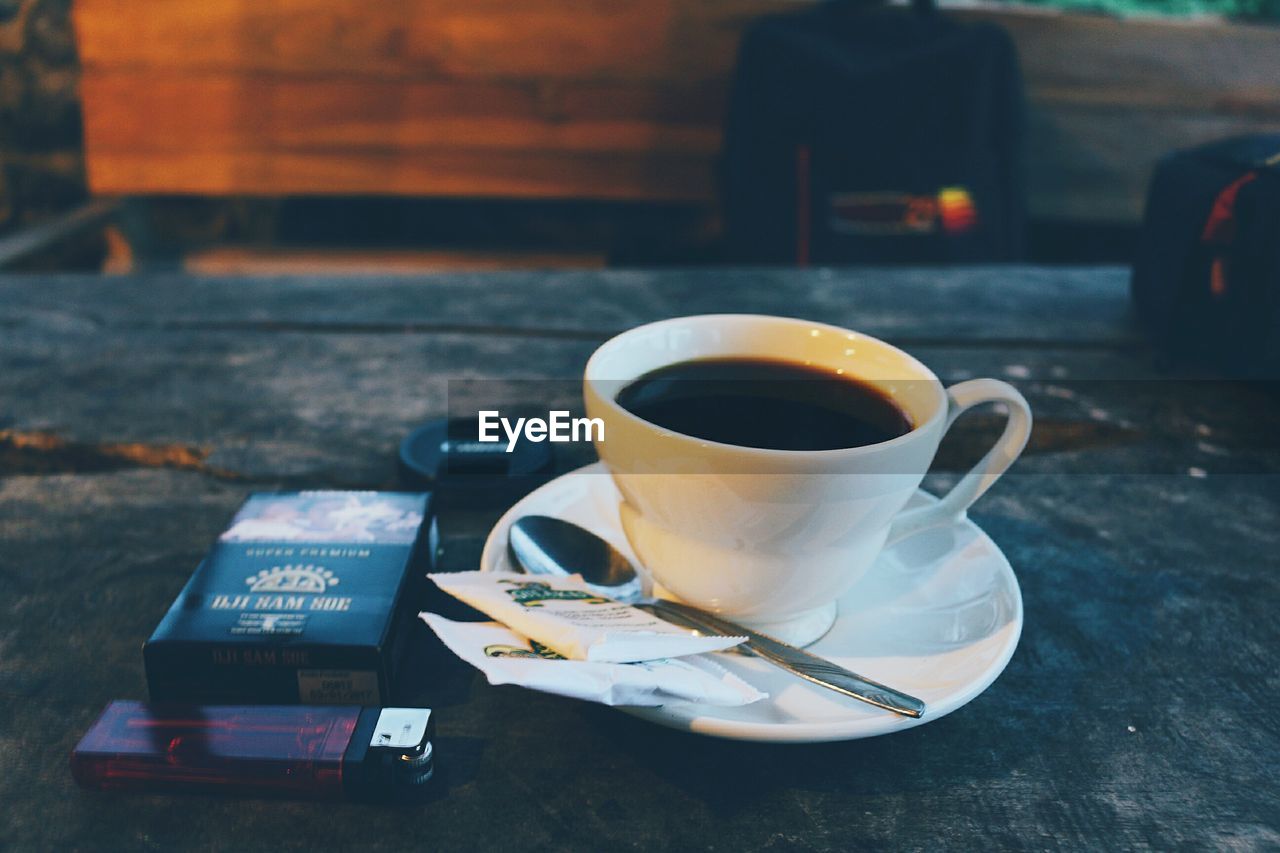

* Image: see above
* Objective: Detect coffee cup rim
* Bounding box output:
[584,314,947,458]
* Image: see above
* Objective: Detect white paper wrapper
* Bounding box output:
[421,614,766,708]
[428,571,745,663]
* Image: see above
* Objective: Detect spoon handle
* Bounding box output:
[651,600,926,719]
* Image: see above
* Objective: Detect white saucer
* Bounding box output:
[479,462,1023,743]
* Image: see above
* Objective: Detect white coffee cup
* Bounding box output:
[583,314,1031,646]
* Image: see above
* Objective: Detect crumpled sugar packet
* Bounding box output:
[427,571,745,663]
[421,614,766,708]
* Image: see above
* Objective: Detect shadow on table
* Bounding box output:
[578,702,999,810]
[561,512,1190,816]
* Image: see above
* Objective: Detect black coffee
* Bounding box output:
[615,357,913,451]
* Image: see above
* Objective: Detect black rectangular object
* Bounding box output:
[145,491,431,705]
[721,0,1026,265]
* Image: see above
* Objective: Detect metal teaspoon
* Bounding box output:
[506,515,925,719]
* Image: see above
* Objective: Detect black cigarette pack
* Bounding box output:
[145,491,431,705]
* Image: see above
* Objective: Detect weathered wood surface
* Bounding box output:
[0,266,1141,341]
[73,1,1280,221]
[1,267,1277,850]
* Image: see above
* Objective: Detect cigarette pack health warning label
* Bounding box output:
[296,669,381,704]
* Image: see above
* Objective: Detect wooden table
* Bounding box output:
[2,268,1277,850]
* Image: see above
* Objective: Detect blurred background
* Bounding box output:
[2,0,1279,273]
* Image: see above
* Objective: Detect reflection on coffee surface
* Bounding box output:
[615,357,913,451]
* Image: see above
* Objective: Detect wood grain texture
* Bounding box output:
[0,268,1277,850]
[71,0,776,199]
[182,246,607,274]
[0,265,1140,342]
[79,76,724,152]
[72,0,776,82]
[72,1,1280,220]
[76,69,722,198]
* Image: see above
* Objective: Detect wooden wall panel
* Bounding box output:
[73,1,1280,221]
[953,8,1280,222]
[73,0,773,82]
[964,9,1280,117]
[79,75,723,155]
[73,0,782,201]
[75,146,715,200]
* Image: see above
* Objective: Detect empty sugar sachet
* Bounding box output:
[421,614,765,708]
[427,571,746,663]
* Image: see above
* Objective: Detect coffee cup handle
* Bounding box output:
[886,378,1032,545]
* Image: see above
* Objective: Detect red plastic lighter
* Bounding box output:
[71,701,433,801]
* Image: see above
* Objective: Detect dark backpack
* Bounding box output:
[1132,136,1280,378]
[721,0,1026,265]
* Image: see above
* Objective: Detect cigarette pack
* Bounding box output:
[144,491,431,705]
